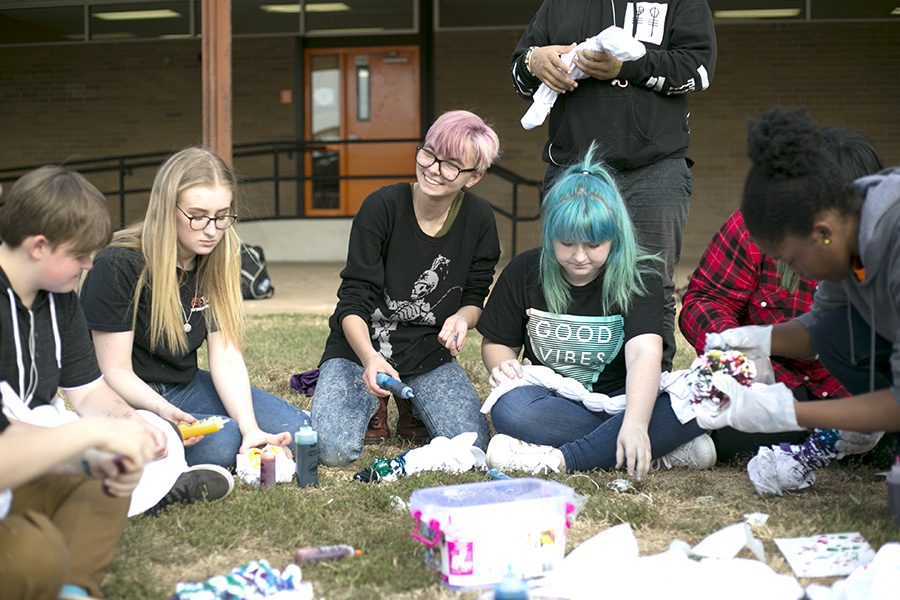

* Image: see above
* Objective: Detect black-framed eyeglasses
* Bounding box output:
[415,145,476,182]
[176,205,238,230]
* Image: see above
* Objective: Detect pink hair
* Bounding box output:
[424,110,500,174]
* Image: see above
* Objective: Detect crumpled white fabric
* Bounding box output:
[482,365,697,425]
[747,445,816,496]
[402,431,486,476]
[806,543,900,600]
[532,519,802,600]
[126,411,186,516]
[1,381,185,517]
[236,444,296,485]
[521,26,646,129]
[660,369,711,424]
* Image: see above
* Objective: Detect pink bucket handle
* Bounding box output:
[565,502,576,529]
[410,509,443,547]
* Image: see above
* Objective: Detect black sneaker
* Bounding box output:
[147,464,234,515]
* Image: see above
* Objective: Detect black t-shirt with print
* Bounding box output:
[0,269,101,433]
[81,246,208,386]
[321,183,501,377]
[477,248,664,395]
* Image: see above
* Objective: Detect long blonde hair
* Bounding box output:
[111,147,244,354]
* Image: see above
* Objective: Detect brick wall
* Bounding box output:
[0,37,297,164]
[1,22,898,271]
[0,37,296,223]
[434,22,900,273]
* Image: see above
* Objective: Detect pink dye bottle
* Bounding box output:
[260,448,277,491]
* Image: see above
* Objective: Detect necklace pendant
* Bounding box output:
[183,323,192,333]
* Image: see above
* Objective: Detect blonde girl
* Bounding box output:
[81,147,309,467]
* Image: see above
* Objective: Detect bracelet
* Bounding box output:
[524,46,538,76]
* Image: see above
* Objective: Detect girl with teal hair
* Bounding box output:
[478,145,711,480]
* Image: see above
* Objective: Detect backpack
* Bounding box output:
[240,244,275,299]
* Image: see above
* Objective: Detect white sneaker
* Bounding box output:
[486,434,564,475]
[655,433,717,470]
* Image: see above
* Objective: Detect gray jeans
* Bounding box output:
[311,357,490,466]
[544,157,692,371]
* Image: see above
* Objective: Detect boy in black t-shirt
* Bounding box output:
[0,168,161,598]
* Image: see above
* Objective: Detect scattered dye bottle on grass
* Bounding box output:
[260,448,277,491]
[295,426,319,488]
[494,566,529,599]
[294,544,362,563]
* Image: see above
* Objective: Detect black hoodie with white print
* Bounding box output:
[512,0,716,170]
[0,268,101,432]
[0,269,101,517]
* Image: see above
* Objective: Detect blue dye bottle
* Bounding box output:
[375,372,415,399]
[494,566,529,599]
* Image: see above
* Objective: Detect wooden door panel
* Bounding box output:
[304,45,420,217]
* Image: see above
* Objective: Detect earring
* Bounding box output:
[823,238,831,246]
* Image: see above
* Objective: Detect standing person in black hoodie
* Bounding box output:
[512,0,717,371]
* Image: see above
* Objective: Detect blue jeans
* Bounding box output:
[490,385,703,472]
[809,305,893,395]
[545,158,692,372]
[311,358,490,466]
[158,370,310,468]
[810,306,898,453]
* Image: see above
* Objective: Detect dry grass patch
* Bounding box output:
[104,313,897,598]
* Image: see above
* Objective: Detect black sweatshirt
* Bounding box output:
[512,0,716,170]
[321,183,500,376]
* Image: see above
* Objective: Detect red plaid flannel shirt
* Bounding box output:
[679,210,848,399]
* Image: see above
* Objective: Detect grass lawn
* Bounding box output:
[105,313,898,598]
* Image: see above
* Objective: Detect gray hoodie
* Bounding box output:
[796,168,900,403]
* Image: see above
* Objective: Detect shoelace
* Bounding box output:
[518,451,560,474]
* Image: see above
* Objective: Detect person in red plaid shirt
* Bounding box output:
[680,126,882,461]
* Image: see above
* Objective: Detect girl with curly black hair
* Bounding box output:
[700,106,900,434]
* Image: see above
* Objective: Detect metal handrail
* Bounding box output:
[0,138,543,255]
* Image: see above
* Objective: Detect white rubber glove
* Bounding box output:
[834,430,884,458]
[704,325,773,359]
[695,372,802,432]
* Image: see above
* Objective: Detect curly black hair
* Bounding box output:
[741,106,858,244]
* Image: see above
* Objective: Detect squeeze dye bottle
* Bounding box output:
[260,448,277,491]
[178,416,229,439]
[487,468,512,480]
[295,426,319,488]
[888,455,900,528]
[294,544,362,563]
[494,566,529,599]
[375,372,414,399]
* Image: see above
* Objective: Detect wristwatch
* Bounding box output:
[524,46,538,75]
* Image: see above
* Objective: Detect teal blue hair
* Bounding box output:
[539,143,661,314]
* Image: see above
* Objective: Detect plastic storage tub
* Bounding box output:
[409,478,577,589]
